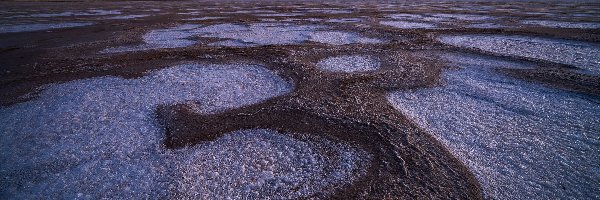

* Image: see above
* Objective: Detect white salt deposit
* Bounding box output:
[255,13,304,17]
[220,10,277,14]
[387,13,423,20]
[307,31,381,45]
[199,23,318,46]
[385,13,492,23]
[380,21,437,29]
[304,9,352,14]
[103,23,381,52]
[465,23,507,29]
[317,55,380,73]
[175,129,370,199]
[521,20,600,29]
[108,15,150,20]
[101,24,201,53]
[439,35,600,75]
[430,13,493,21]
[177,11,202,15]
[0,22,93,33]
[13,10,121,18]
[184,16,226,21]
[387,53,600,199]
[325,18,362,23]
[0,64,294,198]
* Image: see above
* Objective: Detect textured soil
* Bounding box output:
[1,0,599,199]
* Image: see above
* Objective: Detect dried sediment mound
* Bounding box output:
[388,53,600,199]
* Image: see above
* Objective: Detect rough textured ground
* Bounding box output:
[388,53,600,199]
[1,0,599,199]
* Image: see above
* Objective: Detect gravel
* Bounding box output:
[438,34,600,75]
[387,53,600,200]
[317,55,380,73]
[0,64,294,199]
[0,22,94,33]
[175,129,370,199]
[380,21,437,29]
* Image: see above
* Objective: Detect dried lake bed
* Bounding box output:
[1,0,599,199]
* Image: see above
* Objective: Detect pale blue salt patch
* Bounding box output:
[83,9,122,16]
[438,34,600,75]
[317,55,380,73]
[177,11,201,15]
[101,24,201,53]
[0,64,293,199]
[108,15,150,20]
[521,20,600,29]
[184,16,226,21]
[260,18,279,22]
[175,129,371,199]
[380,21,437,29]
[387,14,423,20]
[15,10,121,18]
[103,23,381,51]
[325,18,362,23]
[0,22,93,33]
[198,23,380,46]
[200,23,316,46]
[255,13,304,17]
[221,10,277,14]
[465,23,508,29]
[277,18,323,22]
[307,31,382,45]
[387,53,600,199]
[208,40,257,47]
[431,13,494,21]
[385,13,447,22]
[305,9,352,14]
